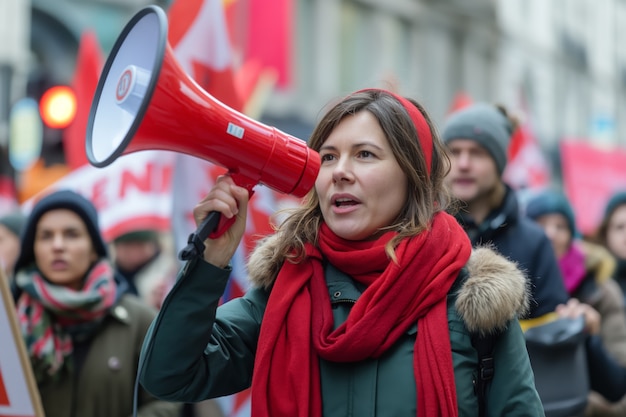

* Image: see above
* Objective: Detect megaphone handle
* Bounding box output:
[178,211,222,261]
[178,178,255,261]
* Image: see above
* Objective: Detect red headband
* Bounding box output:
[355,89,433,175]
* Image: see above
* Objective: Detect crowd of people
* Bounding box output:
[3,88,626,417]
[441,102,626,416]
[0,192,221,417]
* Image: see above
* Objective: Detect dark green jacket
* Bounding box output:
[140,247,544,416]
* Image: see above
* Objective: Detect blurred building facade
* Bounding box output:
[1,0,625,186]
[0,0,30,149]
[267,0,626,154]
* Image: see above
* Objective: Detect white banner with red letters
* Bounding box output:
[21,151,175,243]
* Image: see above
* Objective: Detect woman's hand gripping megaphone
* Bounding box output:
[179,172,255,261]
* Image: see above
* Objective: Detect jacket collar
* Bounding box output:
[456,185,519,245]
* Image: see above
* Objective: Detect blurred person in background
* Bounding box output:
[111,227,224,417]
[0,210,25,278]
[442,103,626,412]
[596,191,626,305]
[526,188,626,417]
[442,102,569,319]
[11,189,181,417]
[111,228,178,310]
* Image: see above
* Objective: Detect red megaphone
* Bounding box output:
[86,5,320,259]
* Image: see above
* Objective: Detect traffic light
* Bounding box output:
[26,0,171,168]
[27,6,80,167]
[23,74,71,166]
[38,85,77,129]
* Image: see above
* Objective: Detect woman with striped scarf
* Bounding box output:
[11,189,182,417]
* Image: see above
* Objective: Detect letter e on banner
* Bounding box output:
[0,271,45,417]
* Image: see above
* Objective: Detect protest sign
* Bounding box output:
[0,272,44,417]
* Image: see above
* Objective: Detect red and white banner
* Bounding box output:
[21,151,175,243]
[561,140,626,237]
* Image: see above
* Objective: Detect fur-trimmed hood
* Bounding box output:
[248,237,529,336]
[455,247,529,336]
[247,232,288,289]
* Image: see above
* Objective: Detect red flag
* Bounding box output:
[246,0,292,88]
[503,123,551,190]
[447,91,473,115]
[62,30,103,170]
[225,0,293,89]
[502,93,550,191]
[168,0,243,111]
[235,59,278,118]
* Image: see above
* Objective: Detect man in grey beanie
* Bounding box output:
[444,103,626,415]
[442,103,569,319]
[442,103,626,414]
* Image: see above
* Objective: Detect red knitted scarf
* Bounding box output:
[251,212,471,416]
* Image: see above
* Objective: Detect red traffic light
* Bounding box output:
[39,85,77,129]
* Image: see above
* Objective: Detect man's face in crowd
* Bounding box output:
[445,139,500,205]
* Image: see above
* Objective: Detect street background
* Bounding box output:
[1,1,626,415]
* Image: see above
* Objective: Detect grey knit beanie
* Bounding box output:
[442,103,514,175]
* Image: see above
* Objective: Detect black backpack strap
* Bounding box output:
[471,332,496,417]
[450,268,496,416]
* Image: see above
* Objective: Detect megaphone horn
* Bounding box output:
[86,5,320,260]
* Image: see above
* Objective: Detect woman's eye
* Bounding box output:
[36,232,52,241]
[320,154,335,162]
[359,150,373,158]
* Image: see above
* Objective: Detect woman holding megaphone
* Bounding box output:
[139,89,543,416]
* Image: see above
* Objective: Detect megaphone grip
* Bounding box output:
[178,211,221,261]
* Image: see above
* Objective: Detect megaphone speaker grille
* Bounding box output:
[86,6,166,167]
